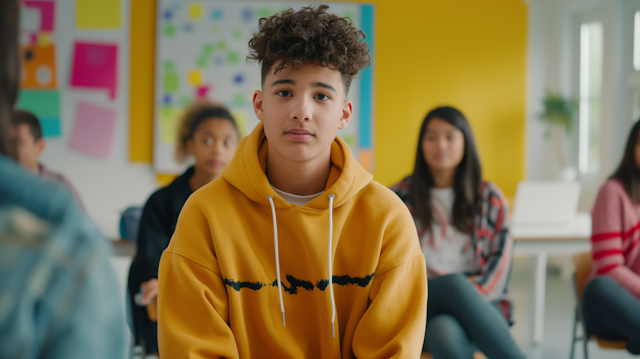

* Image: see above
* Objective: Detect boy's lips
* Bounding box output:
[285,129,313,141]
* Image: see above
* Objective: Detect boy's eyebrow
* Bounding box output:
[269,79,337,93]
[270,79,295,87]
[311,82,336,93]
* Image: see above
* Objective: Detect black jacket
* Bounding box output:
[127,166,194,352]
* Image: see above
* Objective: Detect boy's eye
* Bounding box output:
[204,138,214,146]
[276,90,292,97]
[224,141,231,147]
[314,94,330,101]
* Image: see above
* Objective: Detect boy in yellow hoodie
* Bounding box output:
[157,5,428,358]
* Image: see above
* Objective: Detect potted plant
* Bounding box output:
[538,90,579,181]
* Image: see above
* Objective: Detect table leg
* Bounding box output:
[533,252,548,345]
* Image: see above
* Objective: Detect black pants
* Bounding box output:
[424,273,526,359]
[582,275,640,354]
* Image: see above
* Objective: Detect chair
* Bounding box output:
[120,206,143,242]
[570,252,627,359]
[420,351,484,358]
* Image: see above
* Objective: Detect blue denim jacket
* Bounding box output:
[0,155,127,358]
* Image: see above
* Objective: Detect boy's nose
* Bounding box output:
[291,98,312,122]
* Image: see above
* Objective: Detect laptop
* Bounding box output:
[511,181,582,230]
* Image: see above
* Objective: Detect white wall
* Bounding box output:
[35,0,157,239]
[526,0,638,209]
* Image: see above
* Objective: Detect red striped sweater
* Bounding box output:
[589,179,640,298]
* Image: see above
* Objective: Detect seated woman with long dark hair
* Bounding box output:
[583,118,640,355]
[392,106,525,359]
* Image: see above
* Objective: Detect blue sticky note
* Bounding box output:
[242,8,253,22]
[40,117,61,137]
[234,74,244,84]
[164,10,172,20]
[212,8,223,20]
[16,90,61,138]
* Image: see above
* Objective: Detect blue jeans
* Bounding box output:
[424,273,526,359]
[582,275,640,354]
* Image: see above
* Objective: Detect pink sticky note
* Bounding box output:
[23,1,55,32]
[196,85,211,99]
[70,42,118,99]
[69,101,117,159]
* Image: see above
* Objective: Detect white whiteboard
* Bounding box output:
[154,0,375,173]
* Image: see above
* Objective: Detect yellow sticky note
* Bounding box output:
[159,107,182,145]
[37,32,51,46]
[76,0,122,30]
[230,110,249,138]
[187,69,202,87]
[188,3,203,21]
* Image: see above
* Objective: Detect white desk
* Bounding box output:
[512,212,592,345]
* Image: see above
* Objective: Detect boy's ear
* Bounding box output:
[35,138,45,157]
[338,100,353,130]
[253,90,264,121]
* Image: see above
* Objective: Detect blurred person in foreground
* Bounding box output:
[0,1,127,357]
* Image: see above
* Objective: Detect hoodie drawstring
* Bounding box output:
[267,195,286,327]
[266,194,337,338]
[328,194,336,338]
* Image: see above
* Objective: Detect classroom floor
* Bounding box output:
[509,256,635,359]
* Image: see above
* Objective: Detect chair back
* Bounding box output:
[573,252,593,302]
[119,206,143,242]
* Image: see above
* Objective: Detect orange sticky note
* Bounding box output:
[20,44,57,89]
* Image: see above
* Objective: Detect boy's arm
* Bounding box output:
[351,206,428,359]
[157,198,239,359]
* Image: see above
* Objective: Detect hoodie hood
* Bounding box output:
[222,122,373,210]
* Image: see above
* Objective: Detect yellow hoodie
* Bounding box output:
[158,123,427,358]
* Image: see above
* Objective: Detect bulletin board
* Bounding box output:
[154,0,375,174]
[15,0,161,239]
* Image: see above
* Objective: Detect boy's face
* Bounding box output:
[252,63,352,165]
[10,123,43,173]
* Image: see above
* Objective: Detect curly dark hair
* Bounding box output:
[247,4,370,94]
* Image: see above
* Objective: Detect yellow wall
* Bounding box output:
[129,0,155,163]
[131,0,528,195]
[344,0,528,195]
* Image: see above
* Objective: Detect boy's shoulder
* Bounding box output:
[357,179,412,214]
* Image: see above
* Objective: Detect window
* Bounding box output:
[635,11,640,71]
[578,22,603,174]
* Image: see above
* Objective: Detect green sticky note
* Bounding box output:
[228,51,240,64]
[343,10,356,22]
[217,41,227,50]
[160,106,182,145]
[164,25,176,37]
[257,7,273,18]
[342,134,356,147]
[164,73,179,93]
[233,93,245,105]
[233,29,243,40]
[203,44,214,54]
[197,56,208,67]
[163,60,175,71]
[16,90,61,138]
[179,96,191,107]
[212,24,220,34]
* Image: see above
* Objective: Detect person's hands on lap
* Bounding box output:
[141,279,158,305]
